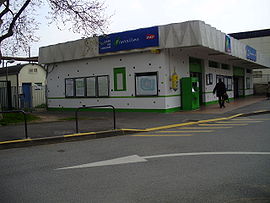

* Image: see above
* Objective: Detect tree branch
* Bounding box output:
[0,0,10,19]
[0,0,31,43]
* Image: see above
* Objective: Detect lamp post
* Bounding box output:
[5,60,15,81]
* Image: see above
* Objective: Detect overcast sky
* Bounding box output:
[30,0,270,56]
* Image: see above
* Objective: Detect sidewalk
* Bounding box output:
[0,96,269,145]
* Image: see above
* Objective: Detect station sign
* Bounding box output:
[99,26,159,54]
[246,45,257,62]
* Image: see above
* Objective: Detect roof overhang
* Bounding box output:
[39,21,270,69]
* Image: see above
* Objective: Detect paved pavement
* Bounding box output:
[0,96,269,147]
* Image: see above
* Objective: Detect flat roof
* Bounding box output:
[229,29,270,40]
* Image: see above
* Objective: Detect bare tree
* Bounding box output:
[0,0,109,58]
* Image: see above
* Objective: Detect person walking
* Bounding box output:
[213,78,227,108]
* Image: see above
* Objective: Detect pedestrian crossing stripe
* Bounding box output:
[232,118,270,121]
[132,134,192,137]
[215,121,262,124]
[158,130,214,133]
[178,127,232,129]
[199,123,248,126]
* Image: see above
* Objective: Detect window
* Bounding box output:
[209,61,219,68]
[221,64,230,70]
[97,76,109,97]
[65,78,74,97]
[253,71,262,78]
[75,78,85,97]
[206,73,213,85]
[114,67,127,91]
[216,75,232,90]
[34,83,42,90]
[86,77,96,97]
[135,72,158,96]
[246,69,252,74]
[65,75,109,98]
[246,77,251,89]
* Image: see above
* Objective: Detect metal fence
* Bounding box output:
[0,85,46,110]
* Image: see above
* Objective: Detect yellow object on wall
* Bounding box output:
[171,72,179,91]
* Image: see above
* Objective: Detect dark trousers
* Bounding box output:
[218,96,225,108]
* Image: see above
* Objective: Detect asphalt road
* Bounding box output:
[0,114,270,202]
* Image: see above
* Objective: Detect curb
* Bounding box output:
[1,110,269,150]
[0,129,145,150]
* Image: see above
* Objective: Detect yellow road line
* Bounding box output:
[158,130,214,133]
[199,123,248,126]
[64,132,96,137]
[121,129,149,132]
[0,138,32,144]
[179,127,232,129]
[132,134,192,137]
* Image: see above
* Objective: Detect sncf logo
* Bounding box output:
[146,34,156,40]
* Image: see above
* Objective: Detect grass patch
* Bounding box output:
[58,116,108,121]
[0,113,40,126]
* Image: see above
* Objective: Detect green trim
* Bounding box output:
[233,66,245,76]
[113,67,127,91]
[48,94,181,100]
[48,107,181,113]
[189,57,202,73]
[203,91,233,94]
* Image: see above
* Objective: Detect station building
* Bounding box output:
[39,20,270,112]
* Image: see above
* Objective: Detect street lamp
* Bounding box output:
[5,59,15,81]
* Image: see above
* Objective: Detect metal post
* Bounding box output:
[21,111,29,139]
[75,105,116,133]
[0,110,28,139]
[75,109,79,133]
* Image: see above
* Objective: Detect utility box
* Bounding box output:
[181,77,200,110]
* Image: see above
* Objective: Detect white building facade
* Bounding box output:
[39,21,270,112]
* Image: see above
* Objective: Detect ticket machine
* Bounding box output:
[181,77,200,110]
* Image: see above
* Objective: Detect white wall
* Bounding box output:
[47,51,170,110]
[47,47,256,110]
[18,64,46,86]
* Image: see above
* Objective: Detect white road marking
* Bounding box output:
[55,152,270,170]
[56,155,147,170]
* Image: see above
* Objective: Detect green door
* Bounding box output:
[189,57,203,105]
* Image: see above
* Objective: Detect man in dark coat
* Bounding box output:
[213,78,227,108]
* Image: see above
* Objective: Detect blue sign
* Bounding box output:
[99,26,159,54]
[225,35,231,53]
[246,45,257,61]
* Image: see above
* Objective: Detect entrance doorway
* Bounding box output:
[21,83,32,109]
[233,76,244,98]
[233,67,245,98]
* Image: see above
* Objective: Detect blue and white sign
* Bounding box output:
[99,27,159,54]
[246,45,257,62]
